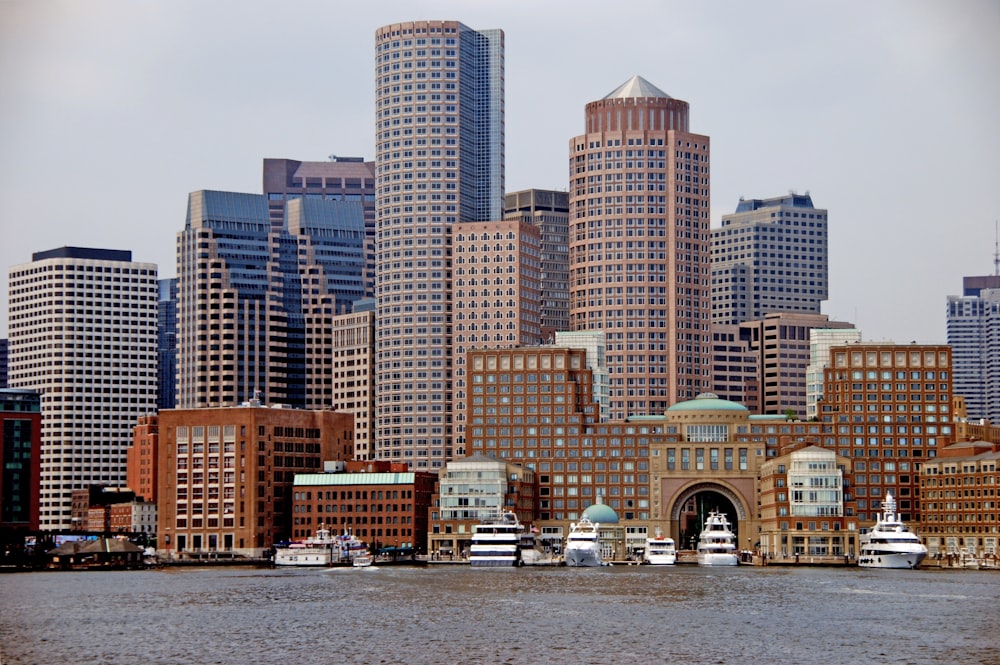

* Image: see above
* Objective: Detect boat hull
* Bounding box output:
[858,550,927,569]
[564,546,602,567]
[646,554,677,565]
[273,549,333,567]
[697,553,738,566]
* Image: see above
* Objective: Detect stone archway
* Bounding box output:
[668,481,751,551]
[669,481,749,522]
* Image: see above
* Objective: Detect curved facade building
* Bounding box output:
[374,21,504,468]
[569,76,711,420]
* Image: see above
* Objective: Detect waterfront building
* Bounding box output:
[428,453,536,557]
[569,76,712,419]
[0,338,8,388]
[452,219,543,458]
[374,20,505,469]
[156,404,353,558]
[758,446,857,561]
[176,190,366,409]
[806,327,863,420]
[158,278,178,411]
[504,189,570,337]
[816,343,954,524]
[0,389,41,531]
[738,312,855,418]
[709,324,760,414]
[947,274,1000,423]
[8,247,158,530]
[291,460,437,551]
[127,414,159,503]
[553,330,611,422]
[263,157,377,298]
[919,439,1000,561]
[711,193,829,325]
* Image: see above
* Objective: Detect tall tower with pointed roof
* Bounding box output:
[568,76,711,419]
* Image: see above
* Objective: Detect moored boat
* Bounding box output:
[470,510,524,567]
[564,515,603,567]
[697,511,738,566]
[858,493,927,569]
[645,529,677,565]
[273,525,338,567]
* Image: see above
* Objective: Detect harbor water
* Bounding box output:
[2,565,998,665]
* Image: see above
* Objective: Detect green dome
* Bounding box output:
[667,392,748,412]
[583,502,619,524]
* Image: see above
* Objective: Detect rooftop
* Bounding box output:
[603,75,672,100]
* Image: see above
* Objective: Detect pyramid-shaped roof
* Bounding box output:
[603,75,672,100]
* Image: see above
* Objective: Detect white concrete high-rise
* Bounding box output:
[8,247,158,529]
[374,20,504,468]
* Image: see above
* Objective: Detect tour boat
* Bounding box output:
[470,510,525,567]
[858,493,927,569]
[696,511,739,566]
[564,515,603,567]
[644,529,677,565]
[273,525,339,567]
[352,553,374,568]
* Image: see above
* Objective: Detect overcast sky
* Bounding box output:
[1,0,998,343]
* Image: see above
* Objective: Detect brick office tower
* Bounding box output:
[569,76,711,420]
[8,247,158,529]
[374,21,504,469]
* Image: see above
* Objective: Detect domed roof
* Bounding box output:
[667,392,748,412]
[583,502,619,524]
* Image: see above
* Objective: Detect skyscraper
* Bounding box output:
[8,247,158,529]
[374,20,504,468]
[711,193,829,325]
[157,278,178,411]
[947,274,1000,423]
[569,75,711,420]
[176,190,366,409]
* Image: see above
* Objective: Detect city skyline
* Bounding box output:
[2,1,999,345]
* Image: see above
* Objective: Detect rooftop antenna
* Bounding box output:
[994,221,999,277]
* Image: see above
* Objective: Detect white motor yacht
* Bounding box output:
[564,515,603,567]
[858,493,927,569]
[696,511,738,566]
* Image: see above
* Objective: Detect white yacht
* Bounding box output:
[858,493,927,569]
[273,525,338,567]
[696,511,738,566]
[564,515,603,567]
[644,529,677,565]
[470,510,524,567]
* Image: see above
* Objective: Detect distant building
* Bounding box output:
[711,193,829,325]
[505,189,570,336]
[739,312,855,418]
[0,389,41,531]
[570,75,712,419]
[316,306,375,459]
[8,247,158,530]
[806,327,863,420]
[816,343,954,524]
[176,190,366,409]
[553,330,611,422]
[0,338,8,389]
[263,157,376,298]
[709,324,760,414]
[759,446,857,561]
[158,278,178,411]
[947,275,1000,423]
[374,20,505,469]
[291,460,437,550]
[429,454,537,557]
[156,405,354,558]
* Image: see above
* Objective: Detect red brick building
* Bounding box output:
[128,414,159,502]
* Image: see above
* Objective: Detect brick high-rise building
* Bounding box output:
[8,247,158,529]
[817,343,954,524]
[569,75,711,420]
[374,20,504,469]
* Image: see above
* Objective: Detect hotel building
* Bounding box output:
[156,405,353,557]
[374,20,505,468]
[816,343,954,524]
[569,75,711,420]
[8,247,158,529]
[805,327,862,420]
[711,193,829,325]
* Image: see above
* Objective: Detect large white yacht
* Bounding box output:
[696,511,739,566]
[564,515,603,567]
[858,493,927,569]
[470,510,524,567]
[644,529,677,565]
